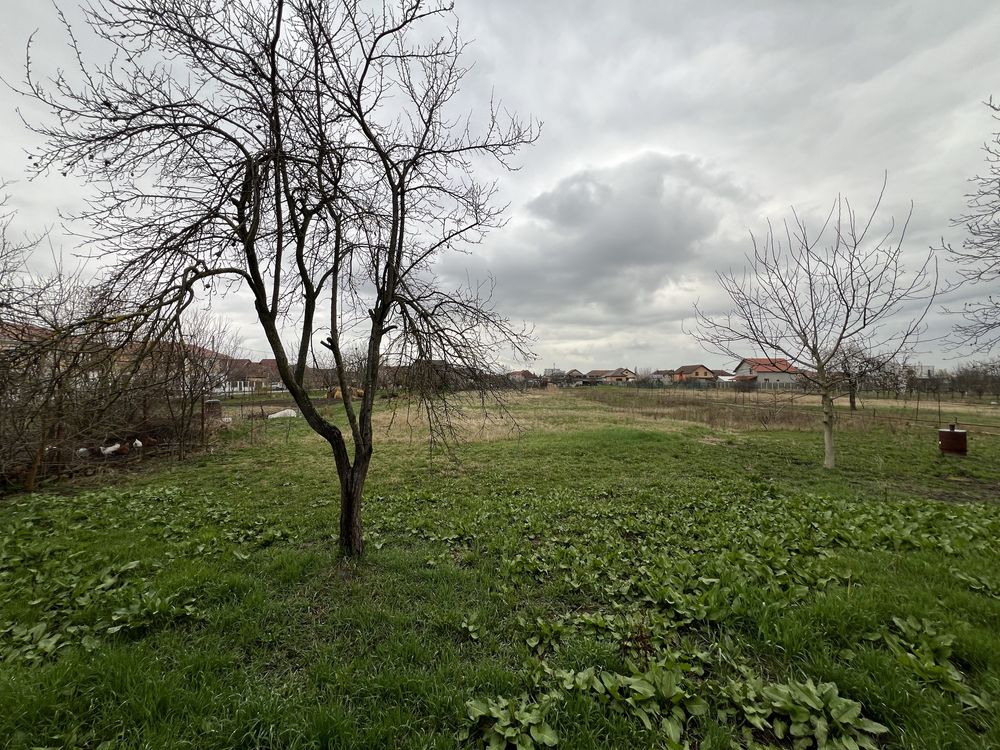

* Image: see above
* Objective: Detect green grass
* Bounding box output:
[2,393,999,748]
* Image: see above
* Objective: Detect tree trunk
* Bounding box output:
[338,458,369,557]
[821,391,836,469]
[848,382,857,411]
[23,441,46,492]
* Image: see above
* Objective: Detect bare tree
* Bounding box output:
[952,360,1000,400]
[946,100,1000,353]
[19,0,536,554]
[864,354,910,400]
[311,341,366,396]
[834,342,896,411]
[1,186,243,489]
[0,259,179,490]
[155,311,242,459]
[695,183,935,469]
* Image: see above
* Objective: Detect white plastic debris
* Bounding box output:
[267,408,298,419]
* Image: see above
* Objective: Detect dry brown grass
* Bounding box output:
[366,390,690,446]
[219,386,991,457]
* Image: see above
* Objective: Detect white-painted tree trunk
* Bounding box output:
[821,391,836,469]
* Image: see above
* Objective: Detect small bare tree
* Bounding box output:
[20,0,536,554]
[695,183,935,469]
[863,354,909,400]
[834,342,895,411]
[155,312,242,459]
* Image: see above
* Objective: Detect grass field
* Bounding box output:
[2,391,999,749]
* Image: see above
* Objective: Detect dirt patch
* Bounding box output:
[908,477,1000,505]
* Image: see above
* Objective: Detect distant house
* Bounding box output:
[604,367,636,384]
[650,369,675,384]
[213,355,334,394]
[672,364,717,383]
[558,368,585,386]
[0,323,52,352]
[712,369,733,378]
[508,369,537,383]
[216,358,269,394]
[583,368,635,384]
[734,357,804,387]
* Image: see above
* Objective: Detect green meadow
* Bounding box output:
[2,391,999,749]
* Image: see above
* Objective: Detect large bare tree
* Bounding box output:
[946,99,1000,353]
[695,184,935,469]
[19,0,536,554]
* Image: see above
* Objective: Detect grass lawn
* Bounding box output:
[2,391,999,749]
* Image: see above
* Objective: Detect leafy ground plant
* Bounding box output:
[864,616,992,710]
[727,676,888,749]
[460,692,560,749]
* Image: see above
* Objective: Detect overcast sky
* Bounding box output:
[2,1,999,372]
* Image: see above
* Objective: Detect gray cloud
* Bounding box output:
[442,152,759,331]
[3,0,999,370]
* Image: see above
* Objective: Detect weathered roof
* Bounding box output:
[737,357,803,374]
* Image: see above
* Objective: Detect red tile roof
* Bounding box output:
[738,357,803,374]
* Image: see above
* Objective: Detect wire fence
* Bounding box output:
[571,386,1000,436]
